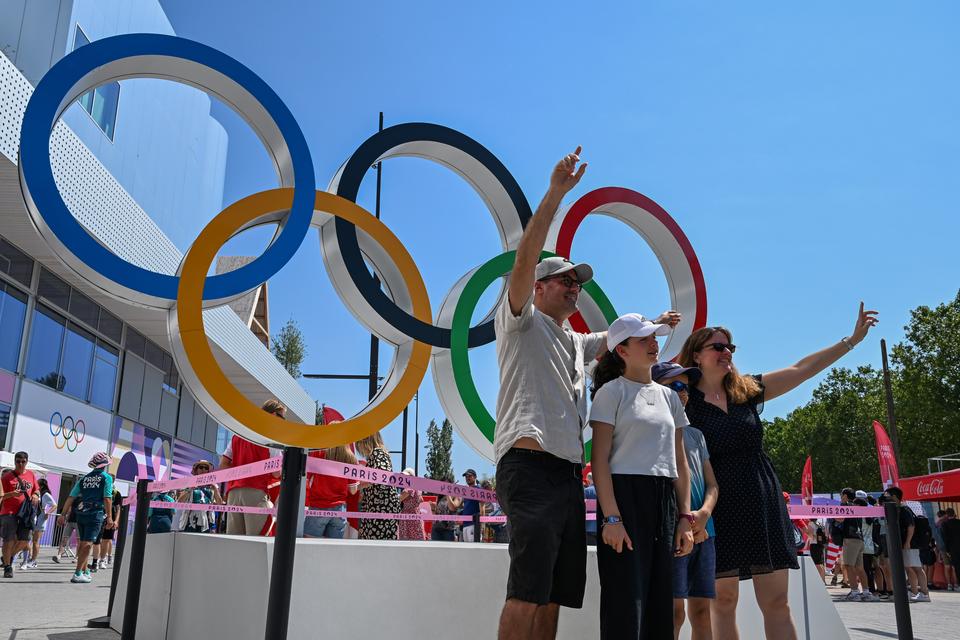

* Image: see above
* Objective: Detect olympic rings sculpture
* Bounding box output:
[18,34,707,459]
[50,412,86,452]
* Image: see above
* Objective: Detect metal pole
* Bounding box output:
[264,447,306,640]
[401,406,409,470]
[414,392,420,477]
[880,339,903,467]
[368,111,384,402]
[120,480,149,640]
[884,501,914,640]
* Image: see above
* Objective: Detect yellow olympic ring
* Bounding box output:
[173,189,431,449]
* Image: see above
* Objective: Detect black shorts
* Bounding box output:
[809,543,825,565]
[496,448,585,608]
[0,514,32,542]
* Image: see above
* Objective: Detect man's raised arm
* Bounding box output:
[507,146,587,315]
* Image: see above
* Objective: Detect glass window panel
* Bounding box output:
[25,305,66,390]
[0,285,27,373]
[38,268,70,311]
[144,340,165,371]
[98,309,123,344]
[73,25,119,141]
[125,329,146,359]
[0,403,10,452]
[0,236,34,287]
[68,289,99,329]
[95,340,119,366]
[60,323,95,400]
[90,357,118,410]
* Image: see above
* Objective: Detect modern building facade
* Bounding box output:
[0,0,314,510]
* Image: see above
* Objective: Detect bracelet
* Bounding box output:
[841,337,855,351]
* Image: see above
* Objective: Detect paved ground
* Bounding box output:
[3,550,954,639]
[1,553,118,640]
[825,582,959,640]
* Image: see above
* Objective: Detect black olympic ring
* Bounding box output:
[330,122,532,349]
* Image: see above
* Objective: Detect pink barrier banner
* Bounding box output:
[788,504,885,519]
[149,501,275,516]
[306,456,497,503]
[305,508,508,524]
[146,456,282,492]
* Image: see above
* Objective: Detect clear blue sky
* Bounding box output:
[157,1,960,480]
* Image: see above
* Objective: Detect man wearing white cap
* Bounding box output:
[494,147,679,640]
[58,452,113,584]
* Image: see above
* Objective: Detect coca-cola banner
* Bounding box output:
[872,420,900,489]
[900,468,960,502]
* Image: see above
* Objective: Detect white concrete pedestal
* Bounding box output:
[111,534,847,639]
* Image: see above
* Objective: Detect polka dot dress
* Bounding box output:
[685,376,799,579]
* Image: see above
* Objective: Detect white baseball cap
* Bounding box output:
[535,256,593,284]
[606,313,671,351]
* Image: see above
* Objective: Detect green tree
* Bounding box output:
[271,317,306,379]
[764,289,960,491]
[425,418,454,483]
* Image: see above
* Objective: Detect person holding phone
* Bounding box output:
[1,451,39,578]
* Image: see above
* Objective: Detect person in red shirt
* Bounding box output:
[1,451,40,578]
[218,399,283,535]
[304,444,359,538]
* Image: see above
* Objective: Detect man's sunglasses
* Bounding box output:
[541,275,582,291]
[667,381,688,393]
[703,343,736,354]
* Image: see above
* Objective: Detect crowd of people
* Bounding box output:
[802,486,960,604]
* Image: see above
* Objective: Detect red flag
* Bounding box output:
[321,406,345,425]
[873,420,900,489]
[801,456,814,505]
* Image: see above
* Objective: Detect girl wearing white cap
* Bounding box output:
[589,313,695,639]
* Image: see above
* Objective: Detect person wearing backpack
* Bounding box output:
[884,486,931,602]
[855,495,877,593]
[0,451,39,578]
[837,488,877,601]
[57,452,114,584]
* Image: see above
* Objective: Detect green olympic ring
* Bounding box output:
[448,250,618,462]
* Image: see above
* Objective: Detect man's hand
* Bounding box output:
[693,529,709,544]
[57,514,66,526]
[105,519,114,530]
[548,146,587,196]
[655,311,682,328]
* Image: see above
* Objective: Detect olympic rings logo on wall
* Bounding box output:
[18,34,707,460]
[50,412,86,452]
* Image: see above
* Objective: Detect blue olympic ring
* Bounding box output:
[18,33,315,302]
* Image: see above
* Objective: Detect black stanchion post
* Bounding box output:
[121,480,150,640]
[108,503,130,617]
[264,447,306,640]
[88,503,130,628]
[473,512,481,543]
[884,501,914,640]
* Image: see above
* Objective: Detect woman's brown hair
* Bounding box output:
[355,431,386,458]
[324,444,358,466]
[677,327,761,405]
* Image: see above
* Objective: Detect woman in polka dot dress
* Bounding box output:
[677,303,877,640]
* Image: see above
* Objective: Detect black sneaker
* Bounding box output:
[89,561,98,574]
[3,565,12,578]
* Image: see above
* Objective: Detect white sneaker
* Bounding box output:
[915,593,930,602]
[98,559,107,570]
[70,573,85,583]
[860,592,880,602]
[26,560,37,569]
[845,590,862,602]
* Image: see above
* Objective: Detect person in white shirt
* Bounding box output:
[589,313,694,639]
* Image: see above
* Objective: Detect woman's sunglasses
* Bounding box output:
[667,380,688,393]
[703,343,736,354]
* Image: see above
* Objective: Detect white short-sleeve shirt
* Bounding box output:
[494,294,606,464]
[588,376,689,477]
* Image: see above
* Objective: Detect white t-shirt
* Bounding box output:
[588,376,689,477]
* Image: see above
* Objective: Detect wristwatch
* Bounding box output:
[679,513,696,526]
[603,515,623,527]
